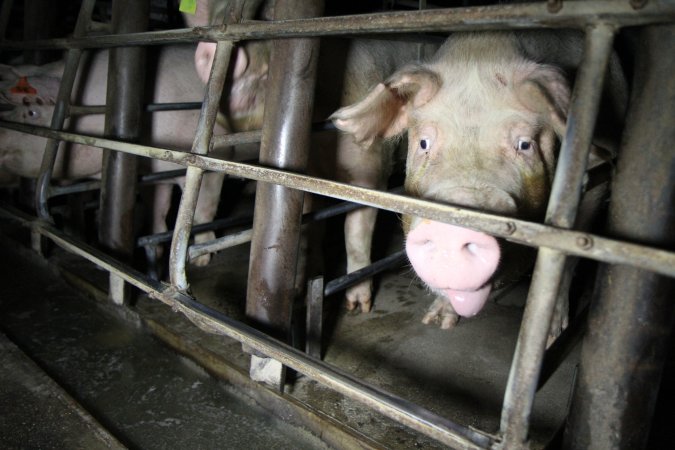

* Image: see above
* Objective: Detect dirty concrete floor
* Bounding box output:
[0,192,578,449]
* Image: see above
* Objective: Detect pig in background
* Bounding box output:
[183,0,438,312]
[0,44,227,267]
[332,30,627,341]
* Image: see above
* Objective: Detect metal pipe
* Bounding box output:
[68,102,203,116]
[324,250,407,297]
[168,0,240,290]
[34,0,97,220]
[246,0,323,341]
[499,24,616,449]
[4,120,675,278]
[2,2,675,51]
[564,24,675,450]
[98,0,149,265]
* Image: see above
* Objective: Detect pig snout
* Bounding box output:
[406,219,500,317]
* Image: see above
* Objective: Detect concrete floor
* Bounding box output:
[0,188,578,449]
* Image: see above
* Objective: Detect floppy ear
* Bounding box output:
[330,65,441,148]
[517,64,570,138]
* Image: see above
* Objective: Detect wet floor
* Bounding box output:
[0,233,329,450]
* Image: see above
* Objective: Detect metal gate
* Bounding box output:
[1,1,674,448]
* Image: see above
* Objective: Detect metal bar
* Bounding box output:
[139,215,252,247]
[499,24,616,449]
[564,24,675,450]
[34,0,97,221]
[68,102,203,116]
[2,1,675,51]
[4,120,675,279]
[99,0,149,267]
[324,250,407,297]
[0,204,494,450]
[246,0,323,346]
[168,0,240,290]
[306,277,324,360]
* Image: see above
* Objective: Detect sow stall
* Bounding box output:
[0,1,673,449]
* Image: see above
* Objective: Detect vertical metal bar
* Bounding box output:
[35,0,97,221]
[246,0,324,387]
[564,24,675,450]
[99,0,149,304]
[499,24,616,449]
[168,0,241,289]
[245,0,323,337]
[306,276,324,359]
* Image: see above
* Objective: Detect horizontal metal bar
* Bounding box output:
[324,250,408,297]
[3,120,674,279]
[0,205,493,450]
[187,189,403,259]
[138,214,253,247]
[2,1,674,50]
[68,102,203,116]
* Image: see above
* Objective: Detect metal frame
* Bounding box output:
[1,1,674,449]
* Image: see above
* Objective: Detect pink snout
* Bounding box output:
[406,219,500,317]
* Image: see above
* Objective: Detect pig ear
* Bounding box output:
[518,65,570,137]
[331,66,441,147]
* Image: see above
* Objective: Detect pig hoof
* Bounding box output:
[191,254,212,267]
[422,297,459,330]
[345,283,373,313]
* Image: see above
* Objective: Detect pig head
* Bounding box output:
[332,32,572,328]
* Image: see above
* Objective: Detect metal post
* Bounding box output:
[564,24,675,450]
[98,0,149,305]
[246,0,324,389]
[499,24,616,449]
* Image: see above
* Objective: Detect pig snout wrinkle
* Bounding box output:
[406,220,500,317]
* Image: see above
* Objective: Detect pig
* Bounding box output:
[0,44,226,267]
[184,1,437,311]
[331,31,626,337]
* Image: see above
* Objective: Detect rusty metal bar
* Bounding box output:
[0,204,494,450]
[564,24,675,450]
[246,0,323,347]
[499,24,616,449]
[305,277,324,359]
[34,0,96,221]
[167,0,240,291]
[2,1,675,51]
[98,0,149,305]
[4,119,675,279]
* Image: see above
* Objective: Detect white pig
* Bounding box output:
[331,31,626,338]
[0,45,226,266]
[184,1,436,311]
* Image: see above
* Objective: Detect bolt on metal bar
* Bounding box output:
[168,0,242,291]
[2,1,675,51]
[0,205,495,450]
[3,119,675,279]
[34,0,97,221]
[499,24,616,449]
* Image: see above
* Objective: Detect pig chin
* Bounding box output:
[405,219,501,318]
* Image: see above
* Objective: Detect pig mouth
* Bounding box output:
[434,282,493,318]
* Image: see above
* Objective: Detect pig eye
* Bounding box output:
[419,137,432,153]
[27,109,40,119]
[516,138,533,152]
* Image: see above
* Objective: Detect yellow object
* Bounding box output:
[179,0,197,14]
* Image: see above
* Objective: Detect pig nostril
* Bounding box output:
[465,242,479,255]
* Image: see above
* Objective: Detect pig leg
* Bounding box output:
[344,205,378,312]
[422,296,460,330]
[191,170,225,266]
[149,182,174,277]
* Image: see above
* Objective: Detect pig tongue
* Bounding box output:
[442,285,492,317]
